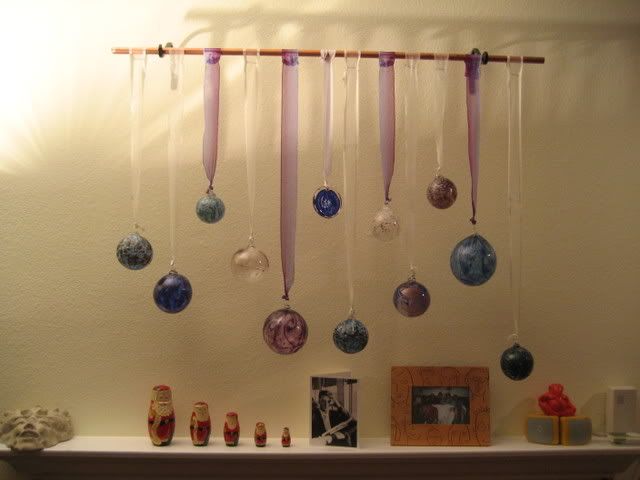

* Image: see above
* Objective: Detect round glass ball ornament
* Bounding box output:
[195,193,225,224]
[500,343,534,381]
[313,187,341,218]
[450,234,497,286]
[116,232,153,270]
[263,308,308,355]
[231,245,269,282]
[333,317,368,354]
[427,175,457,209]
[393,279,431,317]
[371,204,400,241]
[153,270,192,314]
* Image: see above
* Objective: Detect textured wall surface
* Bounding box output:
[0,0,639,440]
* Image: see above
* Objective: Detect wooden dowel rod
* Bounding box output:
[111,47,545,64]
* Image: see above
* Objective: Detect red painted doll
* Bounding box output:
[281,427,291,447]
[148,385,175,446]
[190,402,211,446]
[538,384,577,417]
[224,412,240,446]
[254,422,267,447]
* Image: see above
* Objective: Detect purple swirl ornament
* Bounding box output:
[393,279,430,317]
[263,308,308,355]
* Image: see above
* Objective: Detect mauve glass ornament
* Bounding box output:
[500,343,534,381]
[371,203,400,241]
[263,308,308,355]
[195,193,225,224]
[393,279,430,317]
[450,234,497,286]
[116,232,153,270]
[153,270,192,313]
[313,187,341,218]
[427,175,457,209]
[231,245,269,282]
[333,316,368,354]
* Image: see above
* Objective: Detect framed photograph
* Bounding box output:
[390,366,490,446]
[310,375,358,448]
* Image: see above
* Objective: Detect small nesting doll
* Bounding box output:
[254,422,267,447]
[148,385,175,446]
[281,427,291,447]
[190,402,211,446]
[224,412,240,446]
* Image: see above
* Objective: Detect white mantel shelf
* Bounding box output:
[2,436,639,479]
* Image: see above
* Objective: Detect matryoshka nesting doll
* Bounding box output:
[148,385,175,446]
[190,402,211,446]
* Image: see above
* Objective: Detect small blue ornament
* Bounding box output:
[333,317,368,354]
[313,188,341,218]
[153,270,192,313]
[450,234,497,286]
[196,193,225,224]
[500,343,534,381]
[116,232,153,270]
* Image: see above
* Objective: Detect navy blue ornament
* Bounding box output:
[196,193,225,224]
[313,187,341,218]
[500,343,534,381]
[333,317,368,354]
[153,270,192,314]
[116,232,153,270]
[450,234,497,286]
[393,279,430,317]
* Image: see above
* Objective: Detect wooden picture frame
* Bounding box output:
[391,366,490,446]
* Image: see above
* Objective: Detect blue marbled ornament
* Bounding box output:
[333,317,368,354]
[500,343,534,381]
[313,188,341,218]
[116,232,153,270]
[196,193,225,224]
[393,280,430,317]
[450,234,497,286]
[153,270,192,313]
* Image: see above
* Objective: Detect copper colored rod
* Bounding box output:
[111,47,545,64]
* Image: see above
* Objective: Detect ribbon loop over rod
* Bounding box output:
[202,48,221,193]
[404,53,420,274]
[464,52,482,226]
[129,49,147,231]
[167,50,184,267]
[244,49,260,243]
[379,51,396,204]
[433,53,449,176]
[321,50,336,188]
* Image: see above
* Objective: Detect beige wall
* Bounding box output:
[0,0,639,439]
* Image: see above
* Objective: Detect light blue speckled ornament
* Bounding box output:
[450,234,497,286]
[196,193,225,224]
[333,317,368,354]
[116,232,153,270]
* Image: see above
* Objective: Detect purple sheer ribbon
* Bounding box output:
[378,52,396,204]
[281,50,299,301]
[202,48,221,193]
[465,53,481,225]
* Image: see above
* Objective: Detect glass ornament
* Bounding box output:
[116,232,153,270]
[195,193,225,224]
[333,316,368,354]
[371,203,400,241]
[231,245,269,282]
[153,270,192,313]
[500,343,534,381]
[393,279,430,317]
[312,187,341,218]
[450,234,497,286]
[427,175,457,209]
[263,308,308,355]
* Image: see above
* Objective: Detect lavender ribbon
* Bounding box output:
[202,48,221,193]
[378,52,396,203]
[281,50,299,301]
[465,53,481,225]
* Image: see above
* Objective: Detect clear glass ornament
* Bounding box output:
[333,315,368,354]
[450,234,497,286]
[153,270,192,313]
[231,244,269,282]
[195,192,225,224]
[371,203,400,241]
[263,307,308,355]
[116,232,153,270]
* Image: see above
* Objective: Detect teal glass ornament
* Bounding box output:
[116,232,153,270]
[333,316,368,354]
[450,234,496,286]
[196,193,225,224]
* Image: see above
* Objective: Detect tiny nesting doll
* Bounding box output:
[224,412,240,446]
[254,422,267,447]
[148,385,175,446]
[190,402,211,446]
[281,427,291,447]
